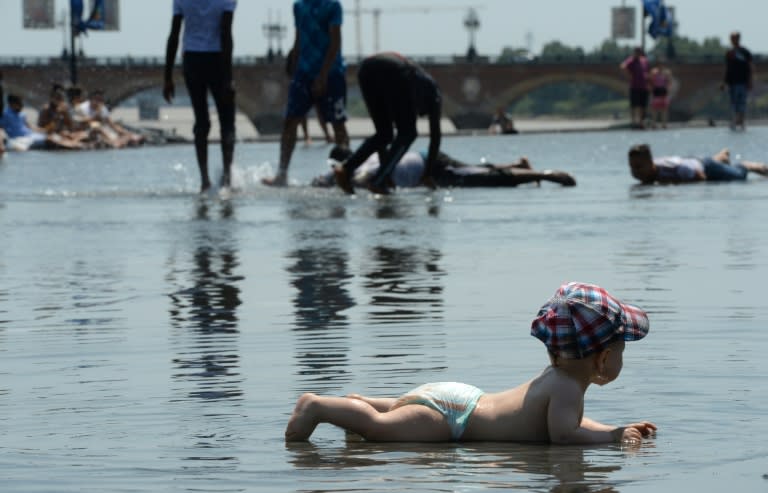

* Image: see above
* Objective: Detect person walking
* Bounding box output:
[720,31,754,131]
[164,0,237,193]
[262,0,349,187]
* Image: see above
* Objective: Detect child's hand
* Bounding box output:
[620,421,657,443]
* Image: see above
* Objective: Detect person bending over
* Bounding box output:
[628,144,768,185]
[285,282,656,445]
[313,147,576,188]
[334,52,442,195]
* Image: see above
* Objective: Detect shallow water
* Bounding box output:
[1,127,768,492]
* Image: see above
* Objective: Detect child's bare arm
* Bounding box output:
[547,386,623,444]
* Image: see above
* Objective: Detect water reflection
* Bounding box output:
[167,200,244,402]
[286,441,627,492]
[285,203,354,394]
[359,200,448,385]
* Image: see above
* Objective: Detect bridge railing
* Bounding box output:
[1,53,765,67]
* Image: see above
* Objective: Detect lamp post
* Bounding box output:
[69,5,78,85]
[463,8,480,61]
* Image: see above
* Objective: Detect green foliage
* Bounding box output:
[649,36,726,60]
[511,82,624,118]
[540,41,585,60]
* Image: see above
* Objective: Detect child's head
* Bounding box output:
[628,144,656,184]
[531,282,649,368]
[7,94,23,112]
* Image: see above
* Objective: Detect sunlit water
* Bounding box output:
[1,127,768,492]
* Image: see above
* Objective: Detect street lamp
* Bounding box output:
[463,8,480,61]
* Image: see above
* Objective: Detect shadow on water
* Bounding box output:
[167,199,244,402]
[285,439,647,492]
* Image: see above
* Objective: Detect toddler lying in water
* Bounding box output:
[285,282,657,444]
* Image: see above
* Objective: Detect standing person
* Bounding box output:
[720,31,754,131]
[648,61,672,129]
[262,0,349,187]
[620,47,650,129]
[164,0,237,193]
[334,52,442,195]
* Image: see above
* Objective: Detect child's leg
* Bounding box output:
[346,394,397,412]
[285,393,452,442]
[741,160,768,177]
[712,148,731,163]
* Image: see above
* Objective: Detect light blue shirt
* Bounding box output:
[173,0,236,52]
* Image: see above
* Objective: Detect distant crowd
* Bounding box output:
[0,73,143,155]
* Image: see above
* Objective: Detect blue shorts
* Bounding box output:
[701,157,748,181]
[391,382,484,440]
[728,84,748,115]
[285,70,347,124]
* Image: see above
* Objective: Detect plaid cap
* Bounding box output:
[530,282,649,359]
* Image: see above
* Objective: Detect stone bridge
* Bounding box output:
[0,57,747,133]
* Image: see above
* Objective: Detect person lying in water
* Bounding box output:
[628,144,768,184]
[311,146,576,189]
[285,282,656,445]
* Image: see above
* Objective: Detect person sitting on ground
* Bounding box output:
[66,86,91,131]
[37,84,90,149]
[285,281,656,444]
[488,107,518,135]
[0,94,63,151]
[78,89,144,148]
[628,143,768,185]
[311,146,576,188]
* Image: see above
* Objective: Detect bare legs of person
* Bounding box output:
[263,117,301,187]
[220,134,234,188]
[712,148,730,163]
[332,121,349,149]
[193,132,211,193]
[300,117,311,146]
[741,161,768,177]
[711,148,768,177]
[486,157,576,187]
[285,392,451,442]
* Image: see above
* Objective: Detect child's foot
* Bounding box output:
[285,393,319,442]
[517,157,532,169]
[713,148,731,163]
[543,171,577,187]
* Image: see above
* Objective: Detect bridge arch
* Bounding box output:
[493,73,626,110]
